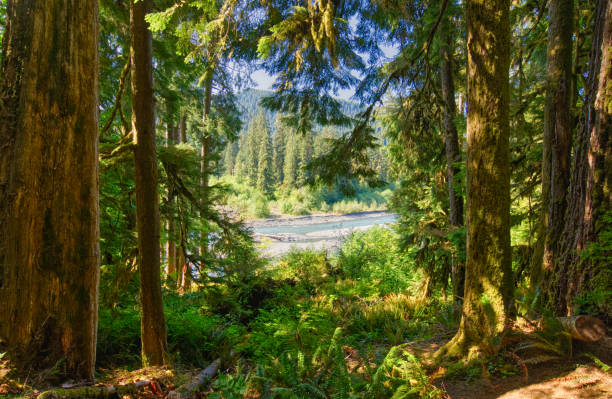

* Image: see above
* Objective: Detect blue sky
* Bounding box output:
[250,68,357,100]
[249,27,398,102]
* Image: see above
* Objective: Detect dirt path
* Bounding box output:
[441,362,612,399]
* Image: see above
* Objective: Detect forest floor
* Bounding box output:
[2,332,610,398]
[3,347,610,398]
[434,336,612,398]
[1,228,610,398]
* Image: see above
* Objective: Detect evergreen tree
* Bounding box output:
[223,140,238,175]
[530,0,574,286]
[245,109,268,186]
[440,0,512,358]
[256,128,273,196]
[130,0,169,366]
[283,129,299,187]
[272,114,288,185]
[0,0,100,379]
[296,133,313,187]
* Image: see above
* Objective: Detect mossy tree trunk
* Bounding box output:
[0,0,100,380]
[439,9,465,303]
[439,0,512,358]
[130,0,169,366]
[531,0,574,287]
[553,0,612,316]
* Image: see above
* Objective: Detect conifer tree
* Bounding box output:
[440,0,512,357]
[296,134,313,187]
[272,115,288,185]
[0,0,100,379]
[130,0,169,366]
[283,130,299,187]
[256,128,273,196]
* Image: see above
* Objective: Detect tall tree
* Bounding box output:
[165,120,179,281]
[552,0,612,316]
[439,5,465,303]
[283,130,299,187]
[440,0,512,357]
[272,114,288,185]
[256,125,273,196]
[531,0,574,285]
[130,0,169,366]
[0,0,100,380]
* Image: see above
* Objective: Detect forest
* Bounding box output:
[0,0,611,398]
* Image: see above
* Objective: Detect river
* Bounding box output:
[251,211,397,257]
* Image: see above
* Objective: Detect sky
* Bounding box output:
[250,44,398,102]
[250,68,357,101]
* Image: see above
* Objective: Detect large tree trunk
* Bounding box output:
[439,10,465,303]
[439,0,512,358]
[0,0,100,380]
[531,0,574,286]
[553,0,612,317]
[130,0,169,366]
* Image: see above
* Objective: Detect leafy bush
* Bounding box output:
[219,175,271,219]
[337,227,416,296]
[249,194,271,218]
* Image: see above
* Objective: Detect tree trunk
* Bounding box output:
[531,0,574,286]
[0,0,100,380]
[130,0,169,366]
[439,10,465,303]
[199,72,213,260]
[439,0,512,358]
[558,316,606,342]
[166,121,177,281]
[553,0,612,317]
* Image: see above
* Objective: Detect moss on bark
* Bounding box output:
[438,0,512,359]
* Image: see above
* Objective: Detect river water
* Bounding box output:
[251,211,397,257]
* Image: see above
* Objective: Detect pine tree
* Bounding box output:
[272,114,288,185]
[296,133,313,186]
[256,128,273,196]
[245,109,268,186]
[283,130,299,187]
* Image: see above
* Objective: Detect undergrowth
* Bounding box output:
[95,227,457,397]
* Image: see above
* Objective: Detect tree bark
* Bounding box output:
[553,0,612,316]
[558,316,606,342]
[0,0,100,380]
[531,0,574,286]
[166,121,178,281]
[439,10,465,303]
[130,0,169,366]
[439,0,512,358]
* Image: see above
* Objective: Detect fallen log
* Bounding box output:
[559,315,606,342]
[166,358,221,399]
[38,379,154,398]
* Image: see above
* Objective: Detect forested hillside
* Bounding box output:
[223,89,391,217]
[0,0,611,398]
